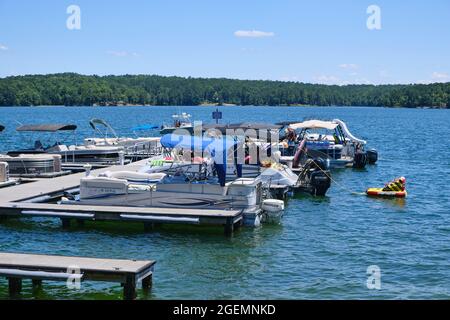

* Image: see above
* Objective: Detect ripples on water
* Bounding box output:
[0,106,449,299]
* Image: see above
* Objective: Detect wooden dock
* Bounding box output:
[0,252,155,300]
[0,159,150,203]
[0,158,244,234]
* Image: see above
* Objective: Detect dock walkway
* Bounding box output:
[0,158,243,234]
[0,252,155,299]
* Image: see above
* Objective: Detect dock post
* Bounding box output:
[61,218,71,229]
[76,219,85,227]
[224,217,234,236]
[8,277,22,297]
[234,218,243,231]
[123,275,137,300]
[142,274,153,291]
[32,279,43,288]
[143,222,155,232]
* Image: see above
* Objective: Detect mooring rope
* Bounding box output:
[303,150,366,196]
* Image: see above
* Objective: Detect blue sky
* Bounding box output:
[0,0,449,84]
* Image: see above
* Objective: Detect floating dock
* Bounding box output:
[0,158,243,234]
[0,252,155,300]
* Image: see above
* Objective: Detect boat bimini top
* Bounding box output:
[288,120,339,131]
[16,124,77,132]
[288,119,366,145]
[89,118,118,139]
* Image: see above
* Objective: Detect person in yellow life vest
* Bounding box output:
[382,177,406,192]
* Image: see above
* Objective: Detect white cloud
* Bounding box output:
[431,72,450,82]
[106,50,140,57]
[234,30,275,38]
[0,44,8,51]
[314,75,341,85]
[338,63,358,70]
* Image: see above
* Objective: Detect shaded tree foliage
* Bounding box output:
[0,73,449,108]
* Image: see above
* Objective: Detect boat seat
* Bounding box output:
[99,171,167,183]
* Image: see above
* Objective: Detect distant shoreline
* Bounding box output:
[0,105,443,109]
[1,73,449,108]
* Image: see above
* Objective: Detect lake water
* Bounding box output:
[0,106,449,299]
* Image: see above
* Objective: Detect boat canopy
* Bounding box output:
[289,120,339,131]
[275,121,305,126]
[0,125,5,132]
[160,134,238,152]
[16,124,77,132]
[203,122,281,133]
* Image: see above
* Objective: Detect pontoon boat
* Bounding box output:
[7,124,125,168]
[279,119,378,169]
[62,134,285,226]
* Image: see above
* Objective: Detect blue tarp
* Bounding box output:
[160,134,238,153]
[132,124,159,131]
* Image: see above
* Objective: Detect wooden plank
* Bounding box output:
[0,252,155,274]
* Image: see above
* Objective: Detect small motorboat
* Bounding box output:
[366,177,407,198]
[7,123,125,168]
[0,125,65,178]
[278,119,378,169]
[85,119,162,159]
[160,112,194,135]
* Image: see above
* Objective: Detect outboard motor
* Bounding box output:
[298,158,331,196]
[312,157,329,171]
[353,150,368,169]
[367,149,378,164]
[309,170,331,196]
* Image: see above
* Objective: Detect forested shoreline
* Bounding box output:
[0,73,449,108]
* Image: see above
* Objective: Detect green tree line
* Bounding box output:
[0,73,449,107]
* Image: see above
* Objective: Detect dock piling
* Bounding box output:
[123,274,137,300]
[61,218,71,229]
[8,277,22,297]
[224,217,234,236]
[32,279,42,288]
[142,274,153,290]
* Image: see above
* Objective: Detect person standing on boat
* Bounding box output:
[287,127,297,156]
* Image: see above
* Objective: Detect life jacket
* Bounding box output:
[382,178,405,192]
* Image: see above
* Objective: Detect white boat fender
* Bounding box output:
[262,199,285,213]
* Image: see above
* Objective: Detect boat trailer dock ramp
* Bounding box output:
[0,252,155,300]
[0,159,243,235]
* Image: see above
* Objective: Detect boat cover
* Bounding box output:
[16,124,77,132]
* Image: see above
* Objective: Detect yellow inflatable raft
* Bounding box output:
[366,188,407,198]
[366,177,407,198]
